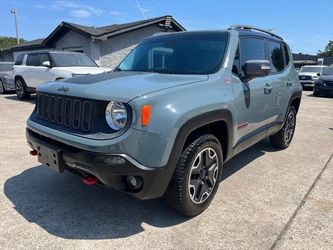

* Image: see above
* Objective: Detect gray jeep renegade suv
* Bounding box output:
[26,25,302,216]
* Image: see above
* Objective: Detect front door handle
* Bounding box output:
[264,83,273,95]
[286,79,293,87]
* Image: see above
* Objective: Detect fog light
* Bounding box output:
[127,175,143,190]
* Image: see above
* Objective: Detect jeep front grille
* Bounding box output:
[36,92,93,132]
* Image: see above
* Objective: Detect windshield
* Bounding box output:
[117,32,229,74]
[322,67,333,75]
[50,53,98,67]
[299,66,324,73]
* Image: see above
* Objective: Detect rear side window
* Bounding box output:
[240,38,266,71]
[267,41,284,73]
[15,54,24,65]
[26,54,40,66]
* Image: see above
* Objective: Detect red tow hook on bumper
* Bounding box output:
[30,150,38,156]
[83,176,98,186]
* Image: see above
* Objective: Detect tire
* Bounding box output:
[313,91,320,97]
[165,134,223,216]
[15,77,30,100]
[270,106,297,149]
[0,79,6,94]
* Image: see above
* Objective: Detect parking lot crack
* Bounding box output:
[270,151,333,249]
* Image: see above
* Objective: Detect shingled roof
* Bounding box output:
[8,15,185,51]
[9,38,46,50]
[44,15,185,44]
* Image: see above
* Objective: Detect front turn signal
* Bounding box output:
[141,105,151,127]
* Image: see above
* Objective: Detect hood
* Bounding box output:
[37,71,209,102]
[320,74,333,81]
[56,66,111,74]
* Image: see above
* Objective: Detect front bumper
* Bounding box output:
[4,79,15,91]
[300,80,315,87]
[26,128,175,199]
[314,84,333,95]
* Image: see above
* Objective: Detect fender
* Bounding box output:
[170,109,234,162]
[155,109,234,197]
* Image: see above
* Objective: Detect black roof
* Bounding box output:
[292,53,319,61]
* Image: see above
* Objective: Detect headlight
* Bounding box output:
[105,101,128,131]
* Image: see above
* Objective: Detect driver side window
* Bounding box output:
[239,37,266,78]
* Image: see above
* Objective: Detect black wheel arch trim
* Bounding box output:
[170,109,233,163]
[158,109,234,197]
[288,90,302,113]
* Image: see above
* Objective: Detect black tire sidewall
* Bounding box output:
[15,78,29,99]
[181,137,223,215]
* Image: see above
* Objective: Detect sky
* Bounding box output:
[0,0,332,55]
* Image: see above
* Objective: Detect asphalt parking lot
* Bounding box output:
[0,91,332,249]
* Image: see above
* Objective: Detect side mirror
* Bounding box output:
[243,60,271,81]
[42,61,52,68]
[317,73,320,77]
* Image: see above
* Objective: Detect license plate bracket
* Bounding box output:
[37,144,64,173]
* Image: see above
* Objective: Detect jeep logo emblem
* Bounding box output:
[58,87,69,93]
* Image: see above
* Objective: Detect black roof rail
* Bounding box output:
[228,25,283,40]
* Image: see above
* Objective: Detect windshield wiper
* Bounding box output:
[113,67,122,72]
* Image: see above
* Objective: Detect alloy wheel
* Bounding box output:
[188,147,219,204]
[284,111,296,143]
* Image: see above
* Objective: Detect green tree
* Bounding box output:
[0,36,26,49]
[317,40,333,57]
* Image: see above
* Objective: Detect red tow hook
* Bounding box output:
[30,150,38,156]
[83,176,98,186]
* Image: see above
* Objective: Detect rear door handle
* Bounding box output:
[264,83,273,95]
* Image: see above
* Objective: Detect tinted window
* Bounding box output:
[118,32,229,74]
[268,41,284,73]
[240,38,265,71]
[322,67,333,75]
[50,53,97,67]
[26,54,40,66]
[39,53,50,65]
[283,44,290,66]
[232,45,240,75]
[15,54,24,65]
[299,66,324,73]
